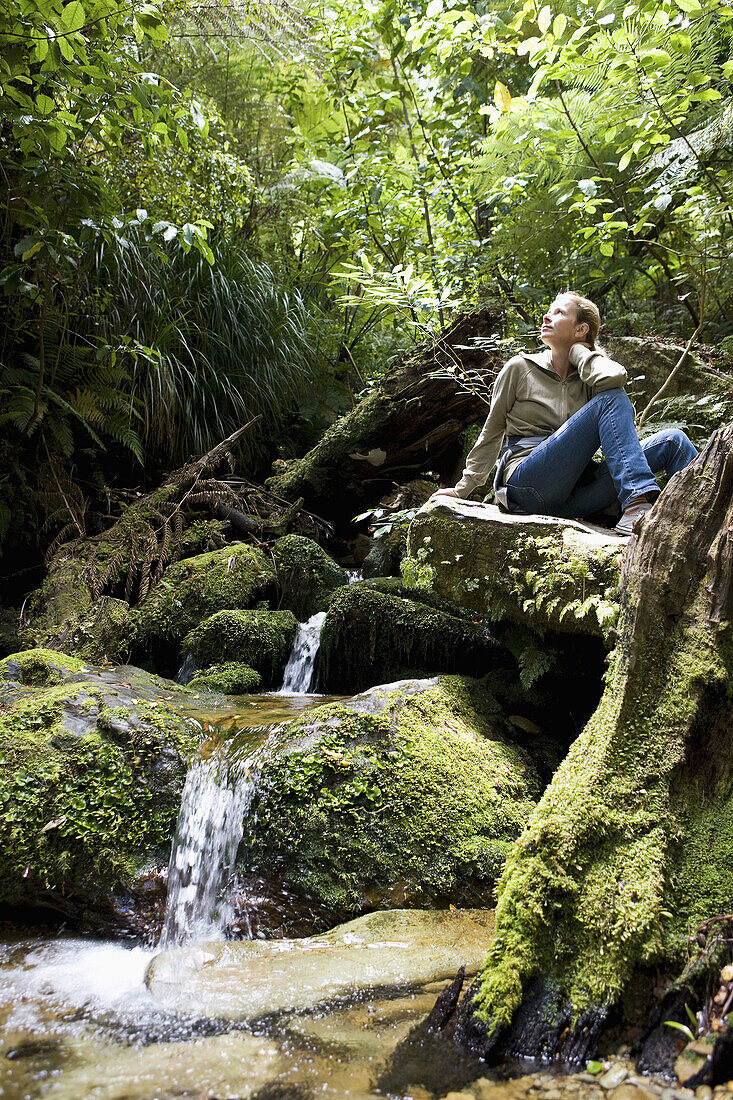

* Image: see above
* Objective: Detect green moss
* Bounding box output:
[133,542,277,658]
[188,662,262,694]
[406,510,622,640]
[272,535,347,620]
[0,675,199,904]
[240,675,550,914]
[317,582,509,694]
[0,647,86,686]
[362,524,410,579]
[469,579,733,1034]
[183,608,297,690]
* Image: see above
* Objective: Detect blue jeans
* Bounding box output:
[505,389,698,518]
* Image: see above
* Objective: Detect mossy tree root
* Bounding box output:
[439,423,733,1065]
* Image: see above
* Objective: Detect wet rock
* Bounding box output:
[610,1085,658,1100]
[183,609,297,690]
[239,675,553,914]
[600,1066,630,1089]
[147,908,496,1020]
[676,1038,717,1086]
[316,579,511,694]
[407,501,622,640]
[0,648,199,927]
[271,534,348,620]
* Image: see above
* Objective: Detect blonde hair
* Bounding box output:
[562,292,602,350]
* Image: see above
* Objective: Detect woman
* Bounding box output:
[432,292,698,536]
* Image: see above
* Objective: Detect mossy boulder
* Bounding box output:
[188,662,262,695]
[133,543,277,670]
[0,648,199,922]
[406,500,623,641]
[183,609,298,690]
[20,552,135,665]
[239,675,555,915]
[315,580,510,694]
[608,335,733,445]
[362,524,409,579]
[271,535,348,620]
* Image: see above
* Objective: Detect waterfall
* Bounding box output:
[176,653,197,685]
[160,730,277,947]
[280,611,326,693]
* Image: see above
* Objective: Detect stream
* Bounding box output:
[0,621,685,1100]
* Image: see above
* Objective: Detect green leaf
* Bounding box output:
[599,241,614,257]
[494,80,511,112]
[57,34,74,61]
[21,240,44,261]
[35,93,55,116]
[425,0,443,16]
[552,12,567,37]
[664,1020,695,1041]
[537,5,552,33]
[61,1,85,32]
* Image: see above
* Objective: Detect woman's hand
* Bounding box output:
[429,487,460,501]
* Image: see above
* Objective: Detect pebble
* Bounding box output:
[600,1066,630,1090]
[609,1085,658,1100]
[696,1089,713,1100]
[471,1080,500,1100]
[441,1093,477,1100]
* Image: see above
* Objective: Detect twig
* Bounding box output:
[637,274,706,428]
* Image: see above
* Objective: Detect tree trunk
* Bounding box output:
[438,423,733,1064]
[265,309,503,524]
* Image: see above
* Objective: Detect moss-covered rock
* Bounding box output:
[406,500,623,641]
[0,649,199,919]
[183,609,298,690]
[239,675,554,915]
[21,569,132,667]
[362,524,409,579]
[315,580,510,694]
[133,543,277,670]
[188,662,262,695]
[271,535,348,620]
[608,336,733,446]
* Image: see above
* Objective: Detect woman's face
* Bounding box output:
[540,295,587,347]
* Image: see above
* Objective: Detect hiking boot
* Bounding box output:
[615,500,654,536]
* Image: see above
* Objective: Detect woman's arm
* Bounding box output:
[432,360,518,500]
[569,343,627,391]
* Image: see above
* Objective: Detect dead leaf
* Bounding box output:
[508,715,541,735]
[42,816,68,833]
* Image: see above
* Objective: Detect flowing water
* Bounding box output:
[280,610,327,692]
[0,659,642,1099]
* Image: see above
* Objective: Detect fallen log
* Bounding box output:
[265,309,503,524]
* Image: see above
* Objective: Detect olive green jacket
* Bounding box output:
[454,344,628,499]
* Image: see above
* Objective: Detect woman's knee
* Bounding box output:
[642,427,698,475]
[588,387,633,416]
